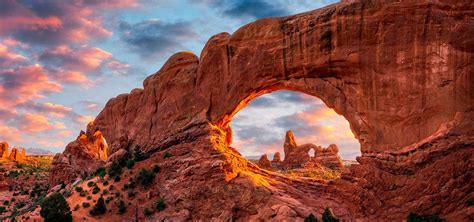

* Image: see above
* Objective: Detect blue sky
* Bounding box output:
[0,0,363,159]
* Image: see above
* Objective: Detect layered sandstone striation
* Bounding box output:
[49,131,108,186]
[51,1,474,220]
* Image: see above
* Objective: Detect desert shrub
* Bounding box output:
[304,213,318,222]
[152,165,160,173]
[40,193,72,222]
[114,175,121,182]
[87,181,96,187]
[92,186,100,194]
[163,152,172,159]
[103,180,109,186]
[105,196,113,203]
[118,200,126,214]
[143,207,153,216]
[79,191,87,197]
[102,189,109,195]
[15,201,26,209]
[82,202,90,208]
[0,206,7,214]
[3,200,9,205]
[95,167,106,178]
[108,162,122,177]
[109,185,114,191]
[155,198,166,212]
[87,196,92,200]
[89,196,107,216]
[322,208,339,222]
[73,204,80,211]
[126,159,135,169]
[133,146,146,162]
[137,169,155,187]
[407,212,444,222]
[75,186,83,193]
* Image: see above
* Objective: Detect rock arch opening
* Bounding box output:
[229,90,360,179]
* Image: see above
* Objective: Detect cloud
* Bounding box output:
[119,19,196,58]
[0,64,62,108]
[18,113,53,133]
[193,0,290,20]
[0,125,22,142]
[0,43,27,66]
[79,100,103,112]
[20,102,73,118]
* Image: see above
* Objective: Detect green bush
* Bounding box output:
[155,198,166,212]
[0,206,7,215]
[40,193,72,222]
[126,159,135,169]
[89,196,107,216]
[143,207,153,216]
[152,165,160,173]
[137,169,155,187]
[92,186,100,194]
[133,146,145,161]
[82,202,90,208]
[108,161,122,177]
[163,152,172,159]
[87,181,96,187]
[118,200,126,214]
[304,213,318,222]
[407,212,444,222]
[75,186,83,193]
[322,208,339,222]
[95,167,106,178]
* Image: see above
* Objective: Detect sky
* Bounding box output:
[231,90,360,160]
[0,0,357,157]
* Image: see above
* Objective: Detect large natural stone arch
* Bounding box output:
[51,1,473,220]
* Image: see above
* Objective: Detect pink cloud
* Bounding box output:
[18,113,53,133]
[0,125,22,143]
[0,43,27,66]
[0,64,62,108]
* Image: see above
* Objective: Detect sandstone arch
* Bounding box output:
[53,1,473,220]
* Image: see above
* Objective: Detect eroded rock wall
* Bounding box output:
[52,0,474,220]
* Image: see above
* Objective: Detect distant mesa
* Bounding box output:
[257,130,343,170]
[26,148,55,155]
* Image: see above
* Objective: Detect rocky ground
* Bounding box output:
[0,156,53,221]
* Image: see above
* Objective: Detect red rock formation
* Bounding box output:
[52,1,473,220]
[257,154,272,169]
[0,141,8,159]
[49,131,108,186]
[9,147,26,161]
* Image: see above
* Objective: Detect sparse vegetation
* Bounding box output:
[114,175,121,182]
[133,145,146,161]
[118,200,126,214]
[407,212,444,222]
[163,152,172,159]
[143,207,153,216]
[95,167,106,178]
[0,206,7,215]
[87,181,96,187]
[75,186,83,193]
[126,159,135,169]
[137,169,155,187]
[155,198,166,212]
[82,202,90,208]
[92,186,100,194]
[90,196,107,216]
[322,208,339,222]
[108,161,122,177]
[152,164,160,173]
[304,213,318,222]
[40,193,72,222]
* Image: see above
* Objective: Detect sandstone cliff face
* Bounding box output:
[0,142,8,159]
[52,1,474,220]
[49,131,108,186]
